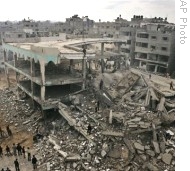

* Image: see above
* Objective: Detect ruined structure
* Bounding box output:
[2,38,127,113]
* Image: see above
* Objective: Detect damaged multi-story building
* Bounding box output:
[2,38,127,116]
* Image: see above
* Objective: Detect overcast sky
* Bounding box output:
[0,0,175,23]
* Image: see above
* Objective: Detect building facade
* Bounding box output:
[134,23,175,75]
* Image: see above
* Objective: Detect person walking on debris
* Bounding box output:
[27,147,31,161]
[12,143,17,156]
[99,79,104,90]
[17,143,22,156]
[95,100,100,112]
[22,146,25,158]
[0,127,4,137]
[87,124,92,134]
[6,125,12,137]
[32,155,38,170]
[6,167,11,171]
[5,145,11,156]
[0,145,3,157]
[149,74,151,79]
[170,81,174,90]
[14,159,20,171]
[83,48,86,56]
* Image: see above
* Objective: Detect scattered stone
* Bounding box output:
[134,142,144,151]
[152,141,160,154]
[146,150,155,157]
[101,150,107,157]
[162,153,172,165]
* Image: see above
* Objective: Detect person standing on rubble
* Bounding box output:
[32,155,38,170]
[99,79,104,90]
[14,159,20,171]
[170,81,174,90]
[22,146,26,158]
[6,167,11,171]
[12,143,17,156]
[17,143,22,156]
[6,125,12,137]
[5,145,11,156]
[95,100,100,112]
[149,74,151,79]
[87,124,92,134]
[0,145,3,157]
[27,147,31,161]
[0,127,3,137]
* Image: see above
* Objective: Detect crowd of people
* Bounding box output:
[0,125,38,170]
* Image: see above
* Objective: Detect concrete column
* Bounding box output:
[70,59,74,74]
[40,61,46,101]
[118,43,121,54]
[16,72,20,99]
[30,58,36,109]
[82,57,86,90]
[4,66,10,88]
[3,50,10,88]
[30,58,36,77]
[139,61,142,68]
[101,43,105,73]
[88,60,92,74]
[109,109,113,124]
[3,50,7,62]
[154,65,158,72]
[13,53,18,67]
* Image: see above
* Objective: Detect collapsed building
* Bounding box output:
[2,38,175,170]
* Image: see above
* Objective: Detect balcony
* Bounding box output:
[135,57,168,65]
[136,37,149,43]
[135,47,149,53]
[121,44,131,49]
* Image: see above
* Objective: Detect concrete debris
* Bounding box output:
[133,142,144,151]
[162,153,173,165]
[101,131,124,137]
[153,141,160,154]
[0,68,175,171]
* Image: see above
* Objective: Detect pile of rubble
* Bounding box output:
[0,70,175,171]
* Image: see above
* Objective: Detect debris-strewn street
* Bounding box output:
[0,68,175,171]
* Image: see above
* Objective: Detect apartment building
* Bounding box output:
[134,23,175,75]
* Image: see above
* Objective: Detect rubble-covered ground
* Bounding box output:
[0,69,175,171]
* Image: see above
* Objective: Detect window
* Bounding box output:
[161,47,167,51]
[137,33,149,38]
[127,40,131,44]
[162,37,168,41]
[142,43,148,48]
[106,26,109,29]
[150,45,156,51]
[151,36,157,39]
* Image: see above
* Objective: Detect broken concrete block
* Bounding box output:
[23,120,31,125]
[128,124,138,128]
[109,109,112,124]
[143,162,159,171]
[87,153,92,161]
[146,150,155,157]
[152,141,160,154]
[101,150,107,157]
[145,145,150,150]
[139,154,147,161]
[65,155,81,161]
[134,142,144,151]
[73,163,77,168]
[160,141,166,153]
[162,153,172,165]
